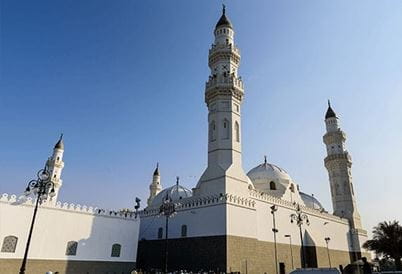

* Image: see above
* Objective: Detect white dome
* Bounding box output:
[247,161,292,183]
[150,184,192,207]
[299,192,324,210]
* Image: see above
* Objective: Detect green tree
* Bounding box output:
[363,221,402,270]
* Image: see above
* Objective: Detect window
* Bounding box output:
[1,236,18,253]
[234,121,240,142]
[158,227,163,239]
[209,121,216,142]
[181,225,187,237]
[65,241,78,256]
[223,119,230,139]
[290,184,295,193]
[270,181,276,190]
[111,243,121,257]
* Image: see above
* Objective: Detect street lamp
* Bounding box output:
[159,179,180,273]
[284,234,294,270]
[290,203,310,268]
[20,165,55,274]
[271,205,279,274]
[325,237,332,268]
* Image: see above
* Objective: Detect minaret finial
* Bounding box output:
[328,99,331,108]
[222,4,226,15]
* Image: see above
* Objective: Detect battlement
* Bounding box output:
[140,192,256,217]
[249,189,349,225]
[0,193,139,221]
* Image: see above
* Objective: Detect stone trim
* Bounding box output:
[0,193,138,221]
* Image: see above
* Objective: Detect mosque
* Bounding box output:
[137,7,369,273]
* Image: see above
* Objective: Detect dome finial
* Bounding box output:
[176,176,180,186]
[264,155,267,164]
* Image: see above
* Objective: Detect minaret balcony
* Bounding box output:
[209,43,240,55]
[324,152,352,165]
[208,44,241,66]
[205,75,244,91]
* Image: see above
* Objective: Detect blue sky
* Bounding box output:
[1,0,401,233]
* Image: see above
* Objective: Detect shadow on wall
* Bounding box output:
[303,230,318,268]
[63,212,137,274]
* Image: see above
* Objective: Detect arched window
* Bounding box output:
[65,241,78,256]
[223,119,230,139]
[209,121,216,142]
[234,121,240,142]
[1,236,18,253]
[111,243,121,257]
[181,225,187,237]
[290,184,295,193]
[158,227,163,239]
[270,181,276,190]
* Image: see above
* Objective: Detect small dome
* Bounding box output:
[299,192,324,210]
[215,5,233,30]
[247,160,292,183]
[150,183,192,207]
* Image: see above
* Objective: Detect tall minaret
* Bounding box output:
[195,6,250,196]
[47,134,65,203]
[323,102,362,229]
[147,163,162,207]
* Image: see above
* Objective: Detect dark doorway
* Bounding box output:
[279,262,286,274]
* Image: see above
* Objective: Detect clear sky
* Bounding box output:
[1,0,401,234]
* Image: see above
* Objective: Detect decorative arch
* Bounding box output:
[209,120,216,142]
[1,235,18,253]
[111,243,121,257]
[234,121,240,142]
[223,119,230,139]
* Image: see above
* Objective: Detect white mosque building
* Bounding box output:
[0,6,370,274]
[137,7,369,273]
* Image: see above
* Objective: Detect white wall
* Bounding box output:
[139,203,226,240]
[0,194,140,262]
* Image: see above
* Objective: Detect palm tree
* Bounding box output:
[363,221,402,270]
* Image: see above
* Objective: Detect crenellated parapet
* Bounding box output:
[249,189,349,225]
[140,192,256,217]
[0,193,139,220]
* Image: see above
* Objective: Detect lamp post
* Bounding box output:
[290,203,310,268]
[325,237,332,268]
[20,165,55,274]
[284,234,294,270]
[271,205,279,274]
[159,183,179,274]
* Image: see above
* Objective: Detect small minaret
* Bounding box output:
[323,102,362,229]
[47,134,65,203]
[147,163,162,207]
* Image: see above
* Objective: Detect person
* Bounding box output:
[362,257,372,274]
